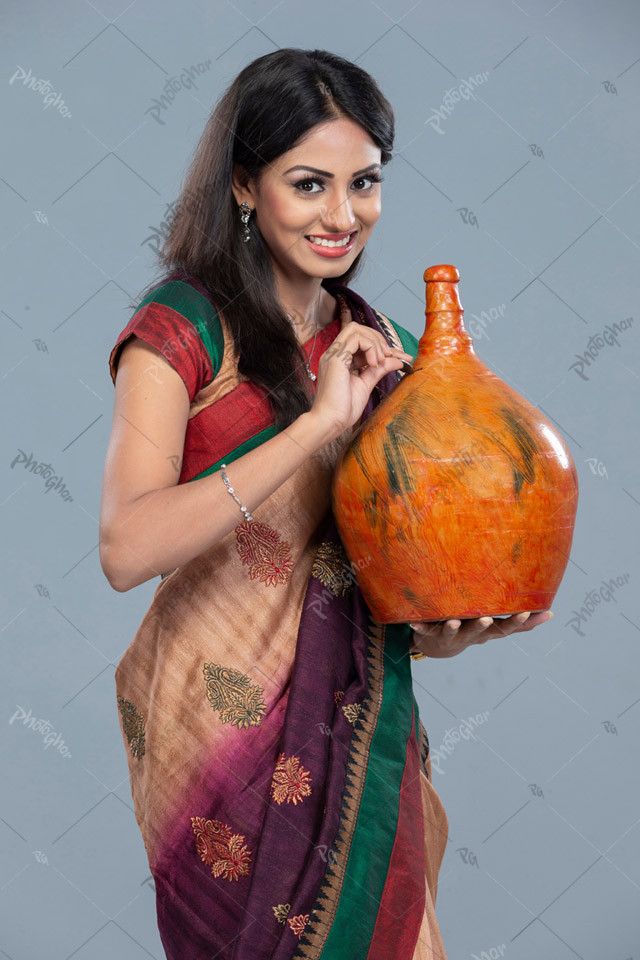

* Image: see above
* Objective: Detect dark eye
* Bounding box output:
[294,177,325,194]
[292,172,383,194]
[353,173,384,190]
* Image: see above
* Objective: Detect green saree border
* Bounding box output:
[294,619,414,959]
[187,425,281,483]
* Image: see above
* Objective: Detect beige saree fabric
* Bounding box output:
[412,753,450,959]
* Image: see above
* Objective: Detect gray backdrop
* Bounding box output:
[2,0,639,957]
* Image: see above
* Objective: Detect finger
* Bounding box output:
[340,327,411,369]
[365,342,380,368]
[412,621,437,634]
[373,343,412,368]
[350,345,385,373]
[486,616,516,638]
[492,611,552,637]
[515,610,553,629]
[356,354,405,385]
[454,615,492,638]
[447,617,493,645]
[366,342,409,369]
[501,612,535,634]
[384,344,413,362]
[412,618,461,632]
[473,616,494,641]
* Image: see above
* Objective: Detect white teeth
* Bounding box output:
[307,234,352,247]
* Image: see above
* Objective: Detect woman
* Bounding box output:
[100,48,551,960]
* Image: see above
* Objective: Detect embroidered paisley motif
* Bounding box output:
[311,540,354,597]
[270,752,313,806]
[190,816,252,881]
[235,518,294,586]
[272,903,291,924]
[287,914,309,937]
[333,690,345,706]
[116,695,146,759]
[203,662,266,729]
[342,702,362,724]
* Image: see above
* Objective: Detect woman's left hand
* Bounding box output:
[409,610,553,659]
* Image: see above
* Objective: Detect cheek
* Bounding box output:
[260,188,305,234]
[365,197,382,223]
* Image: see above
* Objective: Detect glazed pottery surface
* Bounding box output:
[331,264,579,624]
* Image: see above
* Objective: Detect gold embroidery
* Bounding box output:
[203,662,266,729]
[270,753,313,806]
[235,518,294,586]
[190,816,252,882]
[342,703,362,724]
[311,541,353,597]
[117,695,146,759]
[354,304,368,325]
[273,903,291,924]
[374,309,404,352]
[288,914,310,937]
[334,690,345,706]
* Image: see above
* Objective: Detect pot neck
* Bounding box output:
[419,266,476,359]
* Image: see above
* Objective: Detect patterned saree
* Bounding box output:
[109,271,449,960]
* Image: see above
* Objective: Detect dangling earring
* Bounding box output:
[239,202,252,243]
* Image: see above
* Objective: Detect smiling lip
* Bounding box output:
[305,230,355,241]
[304,230,358,258]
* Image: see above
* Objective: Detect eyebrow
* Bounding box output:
[282,163,381,178]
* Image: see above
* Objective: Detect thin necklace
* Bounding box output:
[287,287,324,382]
[305,326,319,381]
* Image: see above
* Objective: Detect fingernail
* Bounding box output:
[479,617,492,626]
[547,611,554,620]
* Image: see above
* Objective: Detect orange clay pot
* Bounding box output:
[331,264,579,624]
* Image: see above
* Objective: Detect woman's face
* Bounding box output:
[236,116,383,283]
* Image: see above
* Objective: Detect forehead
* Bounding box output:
[271,118,381,173]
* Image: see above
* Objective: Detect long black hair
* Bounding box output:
[135,47,395,430]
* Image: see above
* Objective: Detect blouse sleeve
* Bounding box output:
[109,279,224,402]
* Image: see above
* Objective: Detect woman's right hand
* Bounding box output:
[309,321,413,439]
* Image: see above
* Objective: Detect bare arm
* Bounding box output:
[99,338,337,592]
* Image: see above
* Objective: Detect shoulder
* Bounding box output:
[109,276,224,402]
[374,310,420,361]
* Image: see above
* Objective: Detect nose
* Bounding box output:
[321,196,356,234]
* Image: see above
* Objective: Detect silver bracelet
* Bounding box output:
[220,463,253,522]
